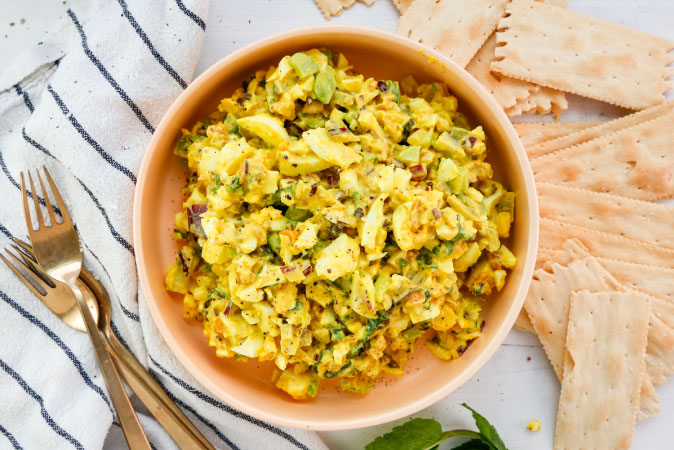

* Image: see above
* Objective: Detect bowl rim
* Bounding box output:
[134,24,539,431]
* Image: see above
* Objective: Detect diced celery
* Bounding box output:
[396,145,420,164]
[448,166,469,194]
[313,65,336,104]
[289,52,320,78]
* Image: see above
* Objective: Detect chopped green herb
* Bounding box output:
[429,82,437,101]
[352,191,361,206]
[386,80,401,103]
[212,173,223,194]
[329,324,345,341]
[177,136,192,150]
[307,380,319,397]
[399,259,410,268]
[290,300,303,312]
[208,288,228,300]
[173,229,190,240]
[228,176,241,193]
[320,48,333,60]
[323,361,352,378]
[350,312,388,356]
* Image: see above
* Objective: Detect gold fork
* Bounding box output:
[20,167,151,450]
[1,241,213,450]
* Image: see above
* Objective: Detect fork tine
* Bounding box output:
[42,167,71,225]
[11,244,56,288]
[27,172,45,228]
[0,251,47,297]
[11,237,36,261]
[20,172,35,232]
[36,169,57,226]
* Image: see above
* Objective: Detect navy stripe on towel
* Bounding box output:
[0,222,12,239]
[14,85,34,112]
[0,423,22,450]
[1,140,140,323]
[149,356,310,450]
[0,359,84,450]
[47,85,137,184]
[0,290,113,413]
[175,0,206,31]
[117,0,188,89]
[21,129,135,256]
[67,9,155,134]
[150,374,239,450]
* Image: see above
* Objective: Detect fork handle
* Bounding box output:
[69,283,151,450]
[107,341,213,450]
[105,332,215,449]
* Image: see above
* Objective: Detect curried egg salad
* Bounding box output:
[165,49,516,399]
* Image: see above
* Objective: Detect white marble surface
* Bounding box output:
[1,1,673,449]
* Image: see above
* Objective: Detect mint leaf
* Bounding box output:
[461,404,507,450]
[365,418,445,450]
[451,439,491,450]
[365,405,508,450]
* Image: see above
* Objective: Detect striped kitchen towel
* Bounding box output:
[0,1,327,449]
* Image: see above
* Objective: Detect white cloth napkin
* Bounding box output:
[0,1,328,449]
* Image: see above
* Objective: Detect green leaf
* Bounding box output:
[461,404,508,450]
[364,405,509,450]
[365,418,445,450]
[450,439,491,450]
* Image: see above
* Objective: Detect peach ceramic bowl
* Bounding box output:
[134,26,538,431]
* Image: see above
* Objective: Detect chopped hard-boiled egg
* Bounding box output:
[165,48,516,401]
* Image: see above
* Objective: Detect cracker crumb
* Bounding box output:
[527,420,541,432]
